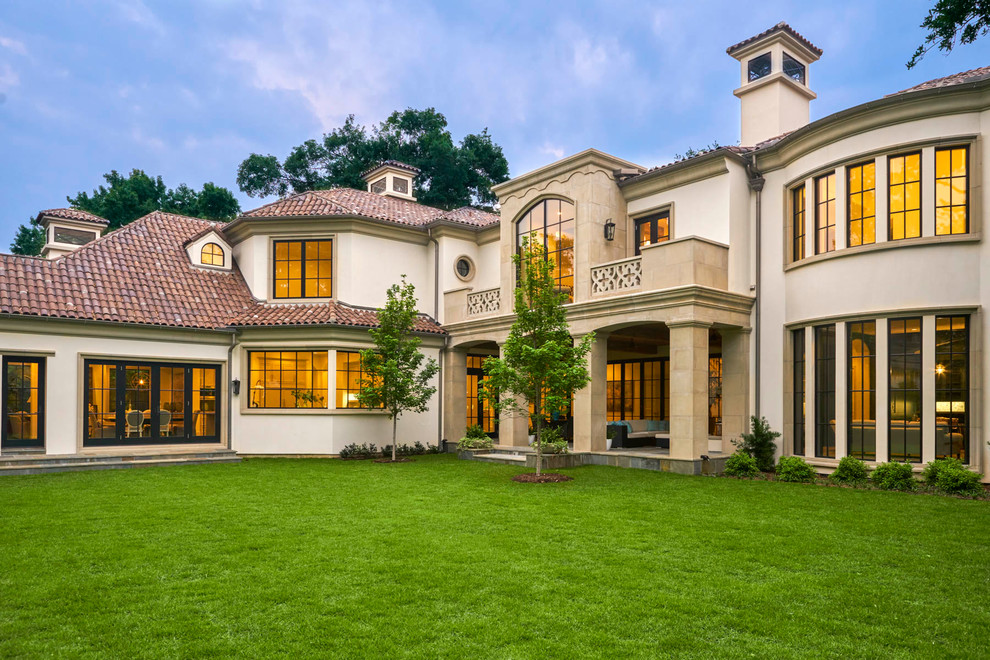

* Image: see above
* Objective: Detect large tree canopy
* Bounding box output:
[236,108,510,210]
[908,0,990,67]
[9,170,241,256]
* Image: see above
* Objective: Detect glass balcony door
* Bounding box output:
[2,357,45,449]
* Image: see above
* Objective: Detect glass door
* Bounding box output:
[2,357,45,449]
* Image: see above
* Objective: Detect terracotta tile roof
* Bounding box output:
[631,145,753,179]
[726,22,822,57]
[0,210,446,334]
[361,160,422,177]
[230,301,444,334]
[36,207,109,226]
[240,187,499,228]
[889,65,990,96]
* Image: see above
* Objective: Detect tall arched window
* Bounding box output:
[201,242,224,267]
[516,199,575,302]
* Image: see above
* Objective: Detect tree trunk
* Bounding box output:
[392,415,398,462]
[534,399,542,477]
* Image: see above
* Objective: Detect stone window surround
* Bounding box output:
[629,202,675,255]
[782,305,982,472]
[453,254,475,282]
[782,134,981,269]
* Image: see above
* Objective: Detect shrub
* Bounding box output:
[829,456,869,485]
[457,434,493,450]
[922,457,963,484]
[871,462,916,491]
[339,443,379,459]
[464,424,488,440]
[776,456,817,483]
[723,451,760,478]
[532,427,568,454]
[932,462,984,496]
[733,416,780,472]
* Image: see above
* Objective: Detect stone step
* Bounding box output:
[472,453,527,465]
[0,451,241,476]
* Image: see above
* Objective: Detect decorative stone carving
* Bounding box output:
[591,258,642,295]
[467,288,500,316]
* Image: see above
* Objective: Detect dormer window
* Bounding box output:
[371,178,387,194]
[201,243,224,267]
[53,226,97,246]
[747,52,772,81]
[783,52,805,84]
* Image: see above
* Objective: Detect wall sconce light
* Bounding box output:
[935,364,946,376]
[604,218,616,241]
[232,379,241,395]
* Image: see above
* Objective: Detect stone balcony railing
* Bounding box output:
[445,286,501,324]
[591,236,728,299]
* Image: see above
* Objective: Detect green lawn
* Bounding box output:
[1,455,988,658]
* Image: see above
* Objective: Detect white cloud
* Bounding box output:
[115,0,166,36]
[539,142,565,160]
[0,63,19,91]
[0,36,27,56]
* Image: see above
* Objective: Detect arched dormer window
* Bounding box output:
[516,199,575,302]
[201,242,224,267]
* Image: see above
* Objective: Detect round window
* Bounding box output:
[455,257,473,280]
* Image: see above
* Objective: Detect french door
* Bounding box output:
[84,360,221,446]
[2,356,45,449]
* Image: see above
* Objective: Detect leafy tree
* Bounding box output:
[9,219,45,256]
[236,108,509,210]
[908,0,990,68]
[9,169,242,255]
[732,415,780,472]
[358,276,440,462]
[481,238,595,477]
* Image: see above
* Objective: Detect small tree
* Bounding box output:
[358,276,439,462]
[481,238,594,477]
[733,415,780,472]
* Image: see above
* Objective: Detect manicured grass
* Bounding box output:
[1,456,988,658]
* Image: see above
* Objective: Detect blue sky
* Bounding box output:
[1,1,989,245]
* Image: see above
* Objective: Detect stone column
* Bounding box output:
[572,332,608,453]
[443,347,467,445]
[720,327,751,452]
[668,320,712,460]
[497,342,531,447]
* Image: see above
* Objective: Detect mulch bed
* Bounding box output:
[512,473,573,484]
[374,458,414,464]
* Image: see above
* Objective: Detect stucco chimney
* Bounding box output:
[727,22,822,146]
[361,160,420,201]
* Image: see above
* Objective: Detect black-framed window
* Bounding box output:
[792,186,806,262]
[2,356,45,449]
[336,351,381,409]
[248,351,328,409]
[814,324,836,458]
[889,152,921,240]
[889,318,923,463]
[793,329,805,456]
[847,161,876,247]
[606,359,666,422]
[635,211,670,255]
[848,321,876,460]
[516,199,575,302]
[708,356,722,437]
[748,52,772,81]
[273,239,333,299]
[935,146,968,235]
[935,316,969,462]
[815,173,836,254]
[84,360,221,446]
[782,52,805,83]
[467,355,496,434]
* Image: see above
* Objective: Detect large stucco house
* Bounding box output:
[2,23,988,480]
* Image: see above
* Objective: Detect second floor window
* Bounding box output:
[889,152,921,240]
[201,242,224,266]
[847,161,876,247]
[792,186,805,261]
[273,240,333,299]
[815,173,835,254]
[935,146,968,235]
[635,211,670,254]
[516,199,575,302]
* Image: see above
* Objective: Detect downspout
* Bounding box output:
[746,155,765,419]
[428,227,445,449]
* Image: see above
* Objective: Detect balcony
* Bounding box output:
[445,286,501,324]
[591,236,728,299]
